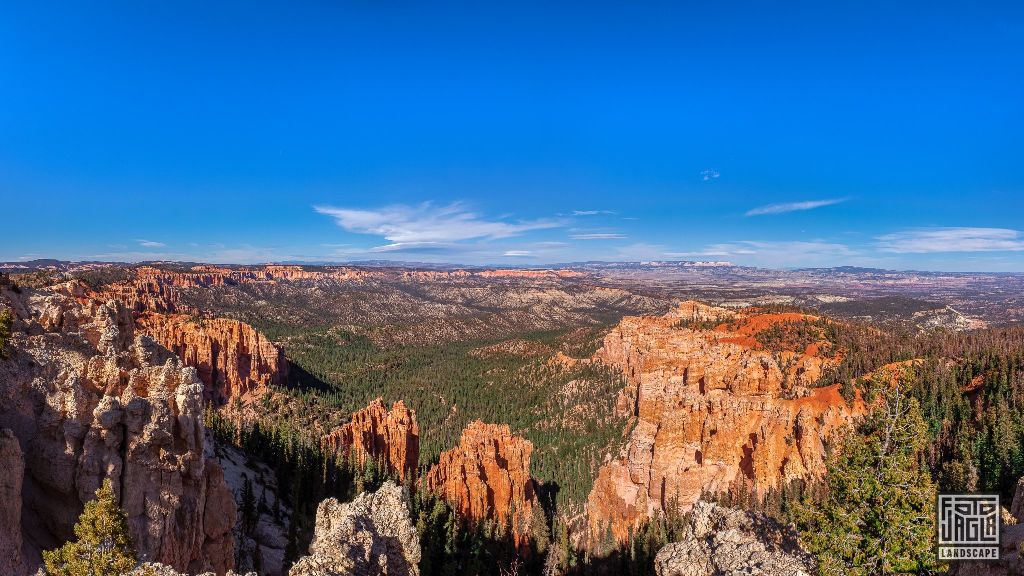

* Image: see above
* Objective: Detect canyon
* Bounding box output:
[3,261,1020,575]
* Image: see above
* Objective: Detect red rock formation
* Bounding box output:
[102,265,374,315]
[136,312,288,407]
[424,421,538,547]
[587,301,861,542]
[321,398,420,482]
[0,281,236,574]
[102,271,183,313]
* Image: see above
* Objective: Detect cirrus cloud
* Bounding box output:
[570,233,627,240]
[314,202,563,249]
[876,227,1024,253]
[745,198,847,216]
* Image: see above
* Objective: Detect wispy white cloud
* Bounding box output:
[665,240,858,267]
[745,198,847,216]
[876,227,1024,253]
[315,202,562,251]
[503,250,532,257]
[572,210,617,216]
[570,233,627,240]
[136,239,166,248]
[701,169,720,181]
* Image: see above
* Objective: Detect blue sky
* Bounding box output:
[2,2,1023,270]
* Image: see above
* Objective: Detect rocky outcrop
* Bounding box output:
[424,421,538,547]
[288,481,421,576]
[135,312,288,407]
[0,281,236,574]
[653,501,814,576]
[129,563,256,576]
[321,399,420,483]
[588,301,859,541]
[0,428,25,575]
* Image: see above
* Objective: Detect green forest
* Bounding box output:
[221,304,1024,575]
[250,322,629,511]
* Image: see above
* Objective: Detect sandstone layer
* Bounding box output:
[289,481,421,576]
[0,281,235,574]
[588,301,859,541]
[424,420,538,547]
[136,312,288,407]
[321,398,420,482]
[653,501,814,576]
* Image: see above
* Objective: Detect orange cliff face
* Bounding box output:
[135,312,288,407]
[321,398,420,482]
[101,265,373,313]
[424,421,539,547]
[587,301,862,542]
[100,264,587,315]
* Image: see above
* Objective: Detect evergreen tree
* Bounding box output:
[530,503,551,557]
[240,475,257,535]
[0,307,12,356]
[795,381,939,576]
[42,479,137,576]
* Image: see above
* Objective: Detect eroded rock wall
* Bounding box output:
[424,420,538,547]
[588,301,859,541]
[0,281,236,574]
[136,312,288,407]
[321,398,420,482]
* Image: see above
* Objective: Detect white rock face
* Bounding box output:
[0,281,235,575]
[654,501,814,576]
[289,482,421,576]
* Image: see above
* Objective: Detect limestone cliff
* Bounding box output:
[321,398,420,482]
[423,421,538,547]
[136,312,288,407]
[588,301,859,541]
[289,481,421,576]
[0,281,236,574]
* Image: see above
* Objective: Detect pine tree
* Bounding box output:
[240,475,256,535]
[0,307,12,356]
[42,479,137,576]
[530,502,550,556]
[795,381,940,575]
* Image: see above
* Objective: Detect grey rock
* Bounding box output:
[289,482,421,576]
[654,501,814,576]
